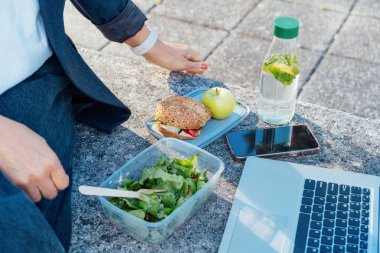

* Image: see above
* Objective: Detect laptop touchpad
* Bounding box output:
[228,206,289,253]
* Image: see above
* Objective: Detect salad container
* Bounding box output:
[98,138,225,244]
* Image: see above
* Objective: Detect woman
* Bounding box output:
[0,0,207,252]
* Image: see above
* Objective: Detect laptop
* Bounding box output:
[219,157,379,253]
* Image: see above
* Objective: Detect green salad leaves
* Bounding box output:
[109,154,208,222]
[263,53,299,86]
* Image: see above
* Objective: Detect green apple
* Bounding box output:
[202,87,235,119]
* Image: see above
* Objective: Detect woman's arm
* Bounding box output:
[70,0,207,74]
[70,0,147,43]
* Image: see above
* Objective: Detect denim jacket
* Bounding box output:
[39,0,147,133]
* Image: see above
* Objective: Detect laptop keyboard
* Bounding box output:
[294,179,371,253]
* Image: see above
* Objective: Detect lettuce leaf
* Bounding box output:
[173,153,199,170]
[109,154,208,222]
[139,193,164,218]
[122,198,141,210]
[168,154,196,177]
[184,177,197,195]
[139,167,184,190]
[128,209,146,219]
[158,192,176,208]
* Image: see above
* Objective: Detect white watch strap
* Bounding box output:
[130,30,158,56]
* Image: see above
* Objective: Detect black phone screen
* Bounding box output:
[226,125,319,158]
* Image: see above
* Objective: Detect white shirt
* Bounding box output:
[0,0,53,95]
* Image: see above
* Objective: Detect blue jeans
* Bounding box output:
[0,55,75,252]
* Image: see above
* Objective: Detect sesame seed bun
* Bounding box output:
[154,96,211,130]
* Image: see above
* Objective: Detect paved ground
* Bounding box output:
[64,0,380,118]
[70,48,380,253]
[62,2,380,252]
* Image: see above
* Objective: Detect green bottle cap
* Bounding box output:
[273,17,299,39]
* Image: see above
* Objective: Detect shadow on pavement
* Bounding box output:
[167,71,226,95]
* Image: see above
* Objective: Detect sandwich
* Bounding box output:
[153,96,211,139]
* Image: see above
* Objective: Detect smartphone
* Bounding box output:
[225,124,320,160]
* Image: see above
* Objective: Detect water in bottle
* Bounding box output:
[257,17,300,125]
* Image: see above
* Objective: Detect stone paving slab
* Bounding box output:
[64,0,155,51]
[235,0,347,52]
[329,15,380,63]
[101,42,142,62]
[64,1,109,50]
[299,54,380,120]
[69,48,380,253]
[152,0,260,30]
[134,0,156,13]
[281,0,355,13]
[205,33,321,89]
[352,0,380,19]
[102,14,228,61]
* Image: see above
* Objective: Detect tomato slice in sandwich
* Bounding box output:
[184,129,201,137]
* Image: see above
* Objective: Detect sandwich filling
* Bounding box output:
[149,118,203,138]
[159,124,201,138]
[160,125,192,137]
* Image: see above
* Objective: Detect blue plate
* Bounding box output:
[144,88,250,148]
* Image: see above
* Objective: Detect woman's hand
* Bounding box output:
[125,24,208,74]
[143,40,208,74]
[0,116,69,202]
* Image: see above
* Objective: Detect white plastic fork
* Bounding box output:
[78,185,165,200]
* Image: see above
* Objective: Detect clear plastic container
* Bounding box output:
[257,17,300,125]
[98,138,225,244]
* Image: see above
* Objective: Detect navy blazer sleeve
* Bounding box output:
[70,0,147,43]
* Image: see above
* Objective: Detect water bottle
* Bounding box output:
[257,17,300,125]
